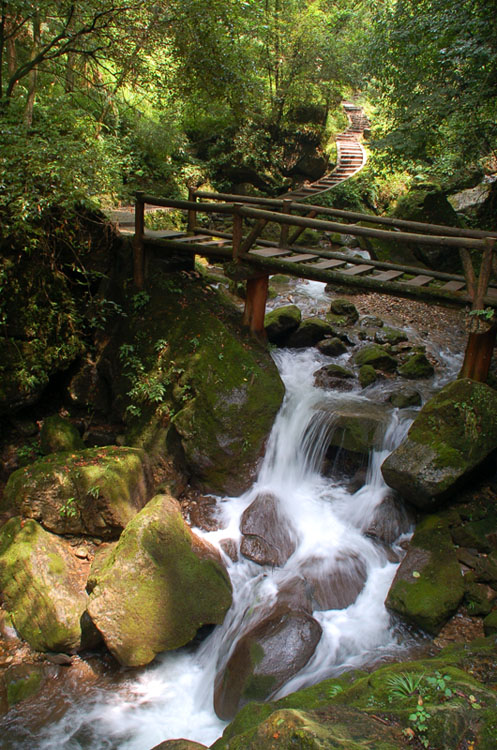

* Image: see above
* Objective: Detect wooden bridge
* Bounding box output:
[121,103,497,382]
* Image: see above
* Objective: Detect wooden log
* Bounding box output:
[244,275,269,340]
[237,205,486,251]
[289,209,317,245]
[232,204,243,261]
[459,327,497,381]
[240,218,268,254]
[133,191,145,289]
[187,187,197,232]
[459,248,476,299]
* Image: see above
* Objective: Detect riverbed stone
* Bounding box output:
[385,514,465,634]
[328,298,359,325]
[374,326,408,346]
[316,337,347,356]
[285,317,333,348]
[301,553,368,610]
[87,493,232,667]
[264,304,301,345]
[317,400,390,456]
[2,446,152,539]
[313,364,355,391]
[240,492,298,567]
[358,364,377,387]
[388,386,422,408]
[397,352,434,379]
[381,379,497,508]
[353,344,397,372]
[40,415,85,454]
[214,605,322,720]
[0,518,99,653]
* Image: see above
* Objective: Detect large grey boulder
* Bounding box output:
[87,494,232,667]
[381,379,497,509]
[240,492,298,567]
[264,304,301,345]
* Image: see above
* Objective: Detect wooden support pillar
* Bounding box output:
[459,238,496,382]
[133,191,145,290]
[279,199,292,248]
[187,187,197,233]
[232,204,243,261]
[243,274,269,341]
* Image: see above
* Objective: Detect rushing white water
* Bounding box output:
[4,283,464,750]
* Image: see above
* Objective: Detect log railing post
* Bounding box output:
[133,191,145,290]
[187,187,198,233]
[232,203,243,261]
[459,238,496,381]
[279,199,293,248]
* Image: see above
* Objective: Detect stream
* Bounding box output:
[1,280,462,749]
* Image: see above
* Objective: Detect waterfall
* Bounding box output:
[2,337,426,750]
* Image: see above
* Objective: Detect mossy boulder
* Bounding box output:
[353,344,397,372]
[398,352,434,379]
[359,364,377,388]
[316,337,347,356]
[327,298,359,325]
[388,386,422,408]
[151,742,207,750]
[240,492,298,567]
[381,379,497,509]
[285,317,333,348]
[483,610,497,635]
[374,326,408,346]
[316,400,390,456]
[385,514,465,634]
[313,363,355,391]
[0,518,99,653]
[102,272,284,496]
[87,493,232,667]
[40,415,85,454]
[264,304,301,345]
[2,446,152,539]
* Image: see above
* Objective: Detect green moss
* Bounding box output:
[353,345,397,372]
[6,670,42,706]
[40,415,84,454]
[359,364,377,387]
[398,353,434,379]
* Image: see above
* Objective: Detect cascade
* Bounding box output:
[2,285,462,750]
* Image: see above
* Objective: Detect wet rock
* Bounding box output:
[359,364,377,388]
[188,495,222,532]
[353,344,397,372]
[240,493,298,567]
[374,326,408,346]
[364,495,415,545]
[360,315,384,328]
[313,364,355,391]
[88,494,232,667]
[300,553,368,610]
[3,664,44,708]
[397,352,434,379]
[464,583,496,616]
[388,386,422,408]
[0,518,100,653]
[40,415,85,454]
[316,337,347,356]
[214,606,322,719]
[381,379,497,509]
[219,539,238,562]
[2,446,152,539]
[385,514,465,634]
[482,610,497,635]
[286,318,333,348]
[317,399,390,456]
[264,304,301,345]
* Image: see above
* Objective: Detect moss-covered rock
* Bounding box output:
[264,304,301,345]
[358,364,377,387]
[398,352,434,379]
[388,387,422,408]
[316,400,390,455]
[374,326,408,346]
[313,363,355,390]
[4,665,43,707]
[483,610,497,636]
[102,271,284,496]
[381,379,497,508]
[151,742,207,750]
[87,494,232,667]
[285,317,333,348]
[316,337,347,356]
[328,298,359,325]
[0,518,98,653]
[385,514,465,633]
[353,344,397,372]
[2,446,152,539]
[40,415,85,454]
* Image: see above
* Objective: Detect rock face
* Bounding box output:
[214,606,322,720]
[106,272,284,496]
[40,415,85,454]
[381,379,497,509]
[0,518,98,653]
[2,446,152,539]
[87,494,232,667]
[240,493,298,567]
[300,553,368,611]
[264,305,301,345]
[385,515,465,634]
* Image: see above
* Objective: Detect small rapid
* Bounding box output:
[2,284,464,750]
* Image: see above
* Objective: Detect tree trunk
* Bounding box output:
[24,13,41,127]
